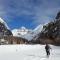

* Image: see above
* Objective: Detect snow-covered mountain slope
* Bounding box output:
[0,18,9,29]
[33,24,43,34]
[23,25,43,41]
[12,26,32,37]
[0,44,60,60]
[12,25,43,41]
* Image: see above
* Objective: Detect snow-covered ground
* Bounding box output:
[0,44,60,60]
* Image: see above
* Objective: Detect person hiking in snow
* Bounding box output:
[45,43,51,57]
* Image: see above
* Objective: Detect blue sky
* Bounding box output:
[0,0,60,30]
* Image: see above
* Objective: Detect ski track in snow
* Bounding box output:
[0,44,60,60]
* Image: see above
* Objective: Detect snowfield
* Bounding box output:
[0,44,60,60]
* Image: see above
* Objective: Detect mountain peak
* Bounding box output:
[21,26,26,29]
[12,27,29,36]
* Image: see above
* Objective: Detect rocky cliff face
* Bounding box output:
[0,19,12,38]
[31,12,60,45]
[40,12,60,39]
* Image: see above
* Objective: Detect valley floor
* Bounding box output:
[0,44,60,60]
